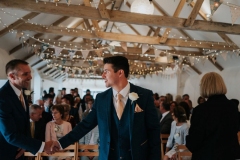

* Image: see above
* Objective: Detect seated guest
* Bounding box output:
[29,104,43,139]
[163,106,189,160]
[45,105,72,160]
[79,99,99,160]
[170,101,178,113]
[63,104,76,128]
[182,94,193,114]
[179,102,191,121]
[197,96,206,104]
[62,94,80,124]
[43,94,54,114]
[159,102,173,134]
[153,93,161,121]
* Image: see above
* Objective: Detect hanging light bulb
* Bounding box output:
[131,0,154,15]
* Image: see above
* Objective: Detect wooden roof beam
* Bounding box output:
[0,12,39,37]
[9,16,69,55]
[2,0,240,35]
[160,0,185,43]
[16,23,238,50]
[183,62,202,75]
[184,0,204,27]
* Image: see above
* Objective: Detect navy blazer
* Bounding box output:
[0,81,42,160]
[59,83,160,160]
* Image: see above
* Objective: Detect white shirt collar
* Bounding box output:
[9,81,22,97]
[112,82,130,99]
[162,111,170,119]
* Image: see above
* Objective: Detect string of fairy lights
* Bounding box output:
[1,3,240,78]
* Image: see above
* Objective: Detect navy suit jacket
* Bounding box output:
[0,81,42,160]
[59,83,160,160]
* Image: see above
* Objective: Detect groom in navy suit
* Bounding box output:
[52,56,160,160]
[0,59,54,160]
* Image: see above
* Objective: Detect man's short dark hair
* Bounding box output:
[103,56,129,78]
[182,94,189,98]
[43,94,53,101]
[161,102,170,111]
[29,104,42,114]
[62,88,66,90]
[5,59,29,75]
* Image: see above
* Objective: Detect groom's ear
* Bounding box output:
[118,69,125,77]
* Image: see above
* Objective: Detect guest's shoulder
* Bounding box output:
[130,83,153,95]
[63,121,71,126]
[96,88,112,98]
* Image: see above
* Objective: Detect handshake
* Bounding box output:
[44,141,61,154]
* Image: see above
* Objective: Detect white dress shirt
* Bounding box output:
[160,111,170,122]
[112,82,130,110]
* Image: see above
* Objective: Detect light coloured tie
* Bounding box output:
[30,121,35,138]
[19,92,25,110]
[116,93,124,120]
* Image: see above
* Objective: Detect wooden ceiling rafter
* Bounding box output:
[159,0,186,43]
[2,0,240,35]
[16,23,238,50]
[190,1,226,71]
[9,16,70,55]
[184,0,204,27]
[0,12,40,37]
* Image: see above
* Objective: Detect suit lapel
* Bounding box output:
[106,89,113,134]
[129,83,139,141]
[6,81,27,115]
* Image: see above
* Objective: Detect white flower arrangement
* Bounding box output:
[128,92,139,104]
[174,133,180,138]
[129,92,143,113]
[54,125,60,132]
[24,90,32,96]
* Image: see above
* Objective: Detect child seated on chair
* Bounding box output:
[163,106,189,160]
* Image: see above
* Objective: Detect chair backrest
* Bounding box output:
[78,144,99,157]
[160,134,169,160]
[24,152,41,160]
[37,142,78,160]
[177,145,192,160]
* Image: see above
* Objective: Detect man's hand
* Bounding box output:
[51,141,61,153]
[44,141,55,154]
[15,148,25,159]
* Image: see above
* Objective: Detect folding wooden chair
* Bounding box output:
[24,152,41,160]
[78,144,99,158]
[37,142,78,160]
[177,145,192,160]
[160,134,169,160]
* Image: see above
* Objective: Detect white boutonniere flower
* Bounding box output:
[24,90,32,96]
[129,92,143,113]
[128,92,139,104]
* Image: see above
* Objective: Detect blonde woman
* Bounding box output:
[186,72,240,160]
[45,105,72,160]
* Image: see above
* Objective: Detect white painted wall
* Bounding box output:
[55,74,179,99]
[181,66,240,110]
[129,74,178,97]
[0,48,14,79]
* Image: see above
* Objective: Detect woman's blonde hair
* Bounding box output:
[200,72,227,98]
